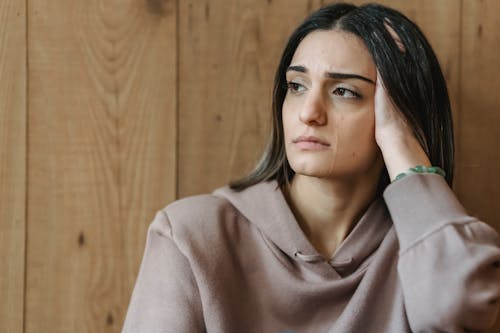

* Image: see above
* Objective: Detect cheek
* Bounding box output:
[337,111,377,157]
[282,101,297,140]
[282,112,292,142]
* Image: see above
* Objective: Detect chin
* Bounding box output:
[289,158,383,181]
[293,168,351,180]
[289,161,337,179]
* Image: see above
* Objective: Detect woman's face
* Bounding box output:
[283,29,383,180]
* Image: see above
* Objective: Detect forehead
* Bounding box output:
[290,30,376,78]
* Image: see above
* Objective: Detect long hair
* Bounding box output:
[230,3,454,191]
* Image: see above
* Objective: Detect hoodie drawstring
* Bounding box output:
[294,250,354,268]
[294,251,324,263]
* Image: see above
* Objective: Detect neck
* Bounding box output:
[284,171,381,258]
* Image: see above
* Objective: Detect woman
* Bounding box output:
[123,3,500,332]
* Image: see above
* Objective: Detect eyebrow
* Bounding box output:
[286,65,375,84]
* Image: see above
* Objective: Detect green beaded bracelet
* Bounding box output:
[394,165,446,182]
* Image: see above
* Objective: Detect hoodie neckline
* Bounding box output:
[214,180,392,279]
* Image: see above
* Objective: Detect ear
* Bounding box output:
[383,19,406,53]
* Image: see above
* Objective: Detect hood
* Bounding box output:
[213,180,393,279]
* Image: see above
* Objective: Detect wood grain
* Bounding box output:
[458,0,500,226]
[0,1,26,333]
[459,2,500,327]
[26,0,176,332]
[178,0,325,197]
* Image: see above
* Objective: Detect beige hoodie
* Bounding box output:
[122,174,500,332]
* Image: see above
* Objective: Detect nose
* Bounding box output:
[298,90,327,126]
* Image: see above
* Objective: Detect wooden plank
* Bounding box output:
[458,0,500,226]
[178,0,325,197]
[0,1,26,333]
[459,2,500,328]
[26,1,177,332]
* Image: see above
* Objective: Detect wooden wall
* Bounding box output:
[0,1,26,332]
[0,1,498,332]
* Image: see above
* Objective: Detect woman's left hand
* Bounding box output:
[374,71,431,181]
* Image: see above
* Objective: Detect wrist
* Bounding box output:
[393,165,446,182]
[379,134,431,181]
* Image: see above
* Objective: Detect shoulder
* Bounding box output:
[148,181,278,255]
[165,193,231,222]
[152,192,240,244]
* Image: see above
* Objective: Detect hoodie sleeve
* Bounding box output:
[383,173,500,332]
[122,211,204,333]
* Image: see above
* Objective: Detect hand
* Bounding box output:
[374,70,416,146]
[374,71,431,181]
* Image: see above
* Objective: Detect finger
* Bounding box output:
[375,70,388,110]
[375,70,396,112]
[383,19,406,53]
[374,70,404,130]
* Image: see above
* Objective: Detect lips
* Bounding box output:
[292,135,331,149]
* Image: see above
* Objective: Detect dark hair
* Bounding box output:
[230,2,454,191]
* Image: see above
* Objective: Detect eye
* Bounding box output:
[286,81,306,94]
[332,87,361,99]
